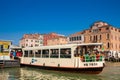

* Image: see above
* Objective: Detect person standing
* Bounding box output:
[13,50,16,59]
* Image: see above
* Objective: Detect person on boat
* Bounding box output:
[12,50,16,59]
[10,50,13,59]
[16,50,21,57]
[90,51,96,62]
[99,52,104,61]
[96,53,100,61]
[84,53,90,62]
[80,55,84,62]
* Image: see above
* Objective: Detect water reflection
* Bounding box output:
[0,62,120,80]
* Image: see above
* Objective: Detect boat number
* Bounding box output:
[84,63,97,66]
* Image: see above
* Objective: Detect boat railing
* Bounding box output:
[80,55,104,62]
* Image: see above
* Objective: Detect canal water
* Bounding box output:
[0,62,120,80]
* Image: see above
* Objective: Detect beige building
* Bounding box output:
[47,36,68,46]
[68,32,84,44]
[19,33,43,48]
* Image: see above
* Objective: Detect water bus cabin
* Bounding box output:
[20,43,105,74]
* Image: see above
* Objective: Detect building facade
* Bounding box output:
[0,40,12,60]
[43,33,63,46]
[69,21,120,58]
[68,32,84,44]
[84,21,120,57]
[47,36,68,46]
[19,34,43,48]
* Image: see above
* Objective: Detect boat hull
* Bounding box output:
[20,63,104,74]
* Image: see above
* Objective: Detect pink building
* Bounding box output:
[43,33,61,46]
[47,36,68,46]
[19,34,43,48]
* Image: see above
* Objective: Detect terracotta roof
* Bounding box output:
[48,36,67,40]
[21,34,41,39]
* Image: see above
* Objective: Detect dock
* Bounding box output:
[0,59,20,68]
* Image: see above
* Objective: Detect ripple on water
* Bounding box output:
[0,62,120,80]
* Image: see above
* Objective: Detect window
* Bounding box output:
[99,35,101,40]
[0,45,3,53]
[31,44,33,47]
[24,50,28,57]
[31,40,33,42]
[50,49,59,58]
[42,49,49,58]
[93,29,98,33]
[79,36,81,40]
[96,35,97,41]
[35,50,41,57]
[106,34,109,40]
[94,36,96,41]
[29,50,34,57]
[26,39,28,42]
[60,48,71,58]
[77,36,79,40]
[106,27,109,30]
[69,37,72,41]
[107,42,110,49]
[74,37,76,41]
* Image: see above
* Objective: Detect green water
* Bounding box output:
[0,62,120,80]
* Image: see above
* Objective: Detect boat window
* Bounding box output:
[11,48,23,57]
[24,50,28,57]
[0,45,3,53]
[50,49,59,58]
[29,50,34,57]
[60,48,71,58]
[42,49,49,58]
[35,50,41,57]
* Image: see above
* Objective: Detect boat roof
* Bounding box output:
[22,43,102,50]
[10,45,22,49]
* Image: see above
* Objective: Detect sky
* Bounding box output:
[0,0,120,45]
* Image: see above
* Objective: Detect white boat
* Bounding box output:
[20,43,105,74]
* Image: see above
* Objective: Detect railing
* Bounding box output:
[80,55,104,62]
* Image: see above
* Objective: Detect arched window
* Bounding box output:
[107,42,110,49]
[99,35,101,40]
[94,36,96,41]
[107,34,109,39]
[96,35,97,41]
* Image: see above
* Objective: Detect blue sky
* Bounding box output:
[0,0,120,45]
